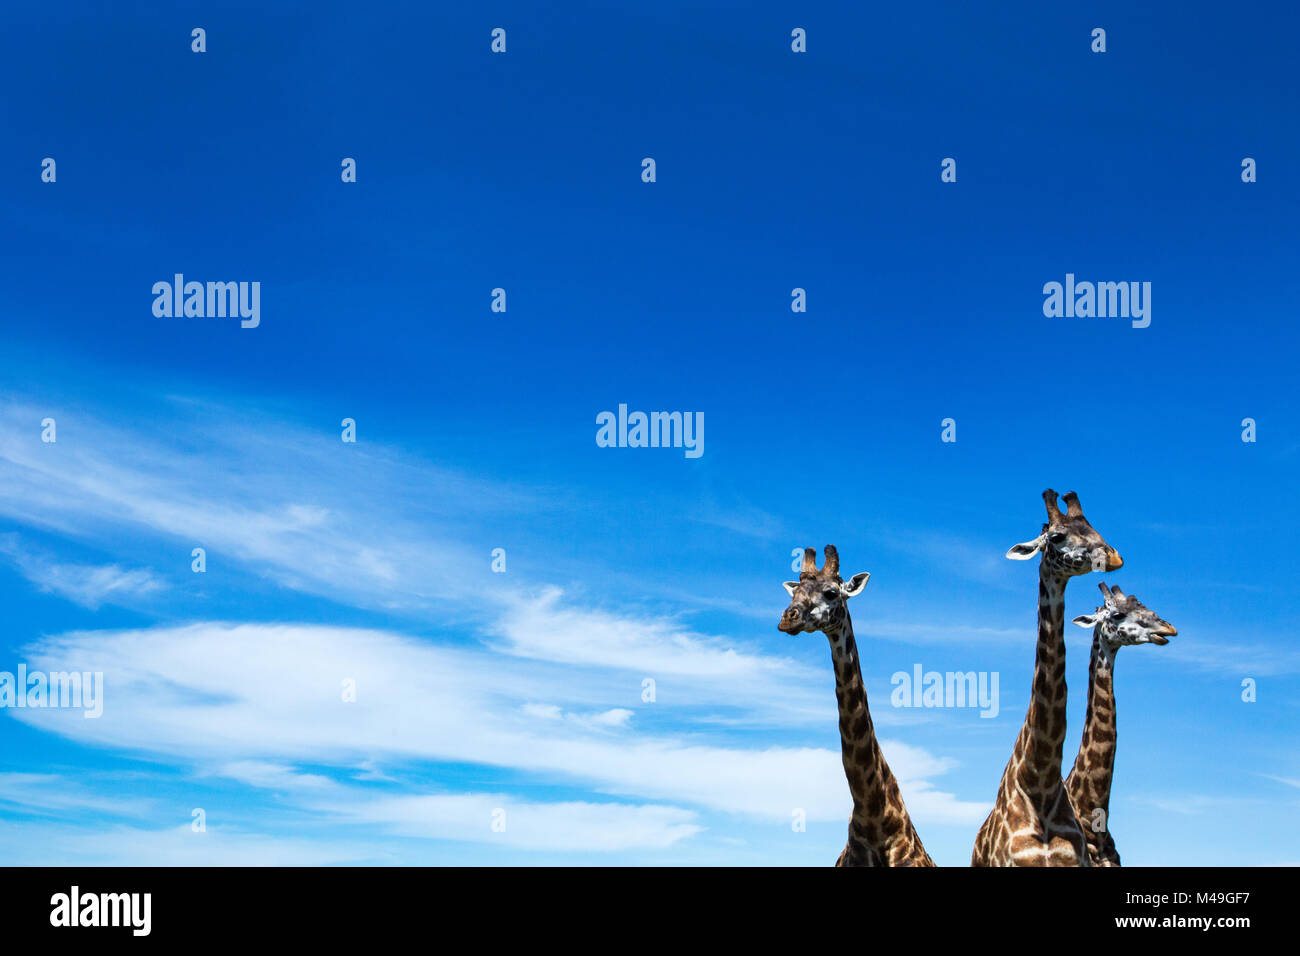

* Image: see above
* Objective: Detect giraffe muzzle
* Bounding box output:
[1149,622,1176,644]
[778,608,806,634]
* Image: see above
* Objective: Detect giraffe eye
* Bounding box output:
[1111,613,1126,622]
[823,588,838,599]
[1047,532,1067,544]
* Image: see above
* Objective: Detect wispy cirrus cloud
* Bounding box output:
[521,703,635,731]
[0,396,837,724]
[0,772,154,819]
[212,761,338,792]
[12,621,987,828]
[0,391,990,859]
[209,761,704,851]
[0,535,163,610]
[0,818,385,866]
[1131,793,1276,816]
[0,399,519,615]
[312,793,702,852]
[1155,635,1300,678]
[860,619,1026,647]
[492,587,816,682]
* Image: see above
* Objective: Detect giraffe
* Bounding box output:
[778,545,935,867]
[970,489,1123,866]
[1066,582,1176,866]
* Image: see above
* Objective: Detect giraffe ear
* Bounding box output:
[1006,535,1044,560]
[840,572,870,597]
[1072,612,1102,628]
[782,581,799,595]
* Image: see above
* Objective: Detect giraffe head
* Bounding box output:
[1006,489,1123,577]
[777,545,870,636]
[1072,582,1176,649]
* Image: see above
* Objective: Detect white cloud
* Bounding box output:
[0,820,383,866]
[205,762,702,851]
[0,399,820,707]
[0,400,520,615]
[590,708,633,728]
[522,703,564,721]
[13,622,986,827]
[860,619,1027,647]
[1158,635,1300,677]
[518,703,631,730]
[493,587,809,681]
[1132,794,1266,816]
[0,535,163,610]
[213,761,337,792]
[489,588,833,726]
[315,793,701,851]
[0,772,152,818]
[0,392,989,851]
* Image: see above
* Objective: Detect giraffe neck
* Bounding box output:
[826,611,909,859]
[1067,631,1118,818]
[1011,565,1070,796]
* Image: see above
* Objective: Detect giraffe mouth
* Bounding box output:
[1147,622,1176,645]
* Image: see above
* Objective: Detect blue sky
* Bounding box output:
[0,1,1297,865]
